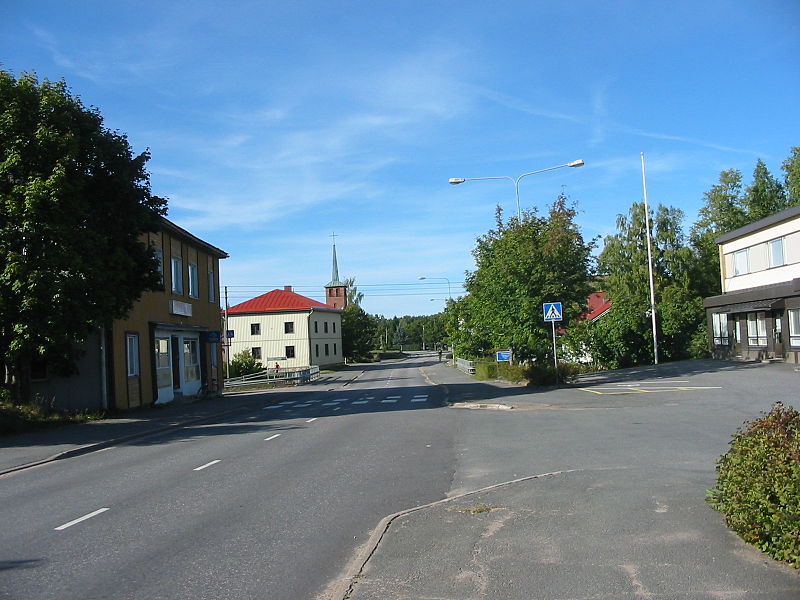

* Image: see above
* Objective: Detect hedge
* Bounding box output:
[708,402,800,567]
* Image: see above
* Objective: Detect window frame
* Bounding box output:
[768,237,785,268]
[285,345,296,359]
[188,262,199,298]
[252,347,262,360]
[171,255,184,295]
[789,309,800,347]
[733,248,749,276]
[126,333,140,377]
[251,323,261,336]
[284,321,294,334]
[747,311,768,346]
[207,267,216,302]
[712,313,729,346]
[183,338,200,382]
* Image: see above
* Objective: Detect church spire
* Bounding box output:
[325,233,347,309]
[326,233,345,288]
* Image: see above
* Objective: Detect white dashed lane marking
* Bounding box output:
[54,508,110,531]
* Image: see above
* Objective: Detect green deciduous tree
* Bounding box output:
[448,194,593,364]
[0,71,166,403]
[584,202,707,368]
[341,303,377,360]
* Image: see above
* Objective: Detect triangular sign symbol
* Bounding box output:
[545,305,561,320]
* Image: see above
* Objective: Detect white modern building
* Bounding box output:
[704,205,800,363]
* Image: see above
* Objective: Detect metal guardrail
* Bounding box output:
[455,357,476,375]
[224,365,320,389]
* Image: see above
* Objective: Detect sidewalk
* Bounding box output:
[343,469,800,599]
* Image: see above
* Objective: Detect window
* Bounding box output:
[171,255,184,294]
[712,313,729,346]
[315,344,319,357]
[252,347,262,359]
[789,309,800,347]
[155,337,171,388]
[286,345,296,358]
[184,339,200,382]
[325,343,329,356]
[747,312,767,346]
[207,268,216,302]
[733,249,748,276]
[188,263,199,298]
[768,238,785,268]
[314,321,318,333]
[126,334,140,377]
[284,321,294,334]
[324,322,329,334]
[154,246,164,286]
[334,343,337,355]
[333,322,336,333]
[251,323,261,335]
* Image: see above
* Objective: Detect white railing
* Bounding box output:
[455,357,476,375]
[224,365,320,389]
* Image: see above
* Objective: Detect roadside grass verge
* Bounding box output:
[0,400,106,436]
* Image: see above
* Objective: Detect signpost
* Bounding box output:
[543,302,563,384]
[496,350,512,362]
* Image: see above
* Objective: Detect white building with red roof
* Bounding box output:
[225,285,343,368]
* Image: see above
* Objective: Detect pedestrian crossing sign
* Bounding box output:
[543,302,563,322]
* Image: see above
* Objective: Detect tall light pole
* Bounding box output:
[419,276,452,299]
[640,152,659,365]
[449,159,585,220]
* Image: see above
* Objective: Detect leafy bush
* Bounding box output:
[228,349,262,378]
[708,403,800,567]
[524,362,581,386]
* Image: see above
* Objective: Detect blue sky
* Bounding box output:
[2,1,799,317]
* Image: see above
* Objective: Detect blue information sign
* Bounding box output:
[496,350,512,362]
[543,302,563,322]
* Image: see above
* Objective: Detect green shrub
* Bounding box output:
[524,362,581,386]
[708,403,800,567]
[228,349,262,378]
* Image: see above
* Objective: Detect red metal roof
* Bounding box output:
[226,288,338,314]
[584,291,612,321]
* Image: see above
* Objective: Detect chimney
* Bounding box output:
[284,285,292,292]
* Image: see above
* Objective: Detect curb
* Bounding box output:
[320,469,578,600]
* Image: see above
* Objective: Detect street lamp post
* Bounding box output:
[449,159,585,219]
[418,276,452,299]
[640,152,659,365]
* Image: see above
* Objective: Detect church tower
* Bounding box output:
[325,236,347,310]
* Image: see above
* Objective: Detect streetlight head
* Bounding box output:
[448,178,466,185]
[568,159,585,168]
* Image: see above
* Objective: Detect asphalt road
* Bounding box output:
[3,357,798,600]
[0,354,457,600]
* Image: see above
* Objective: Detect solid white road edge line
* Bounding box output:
[55,508,110,531]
